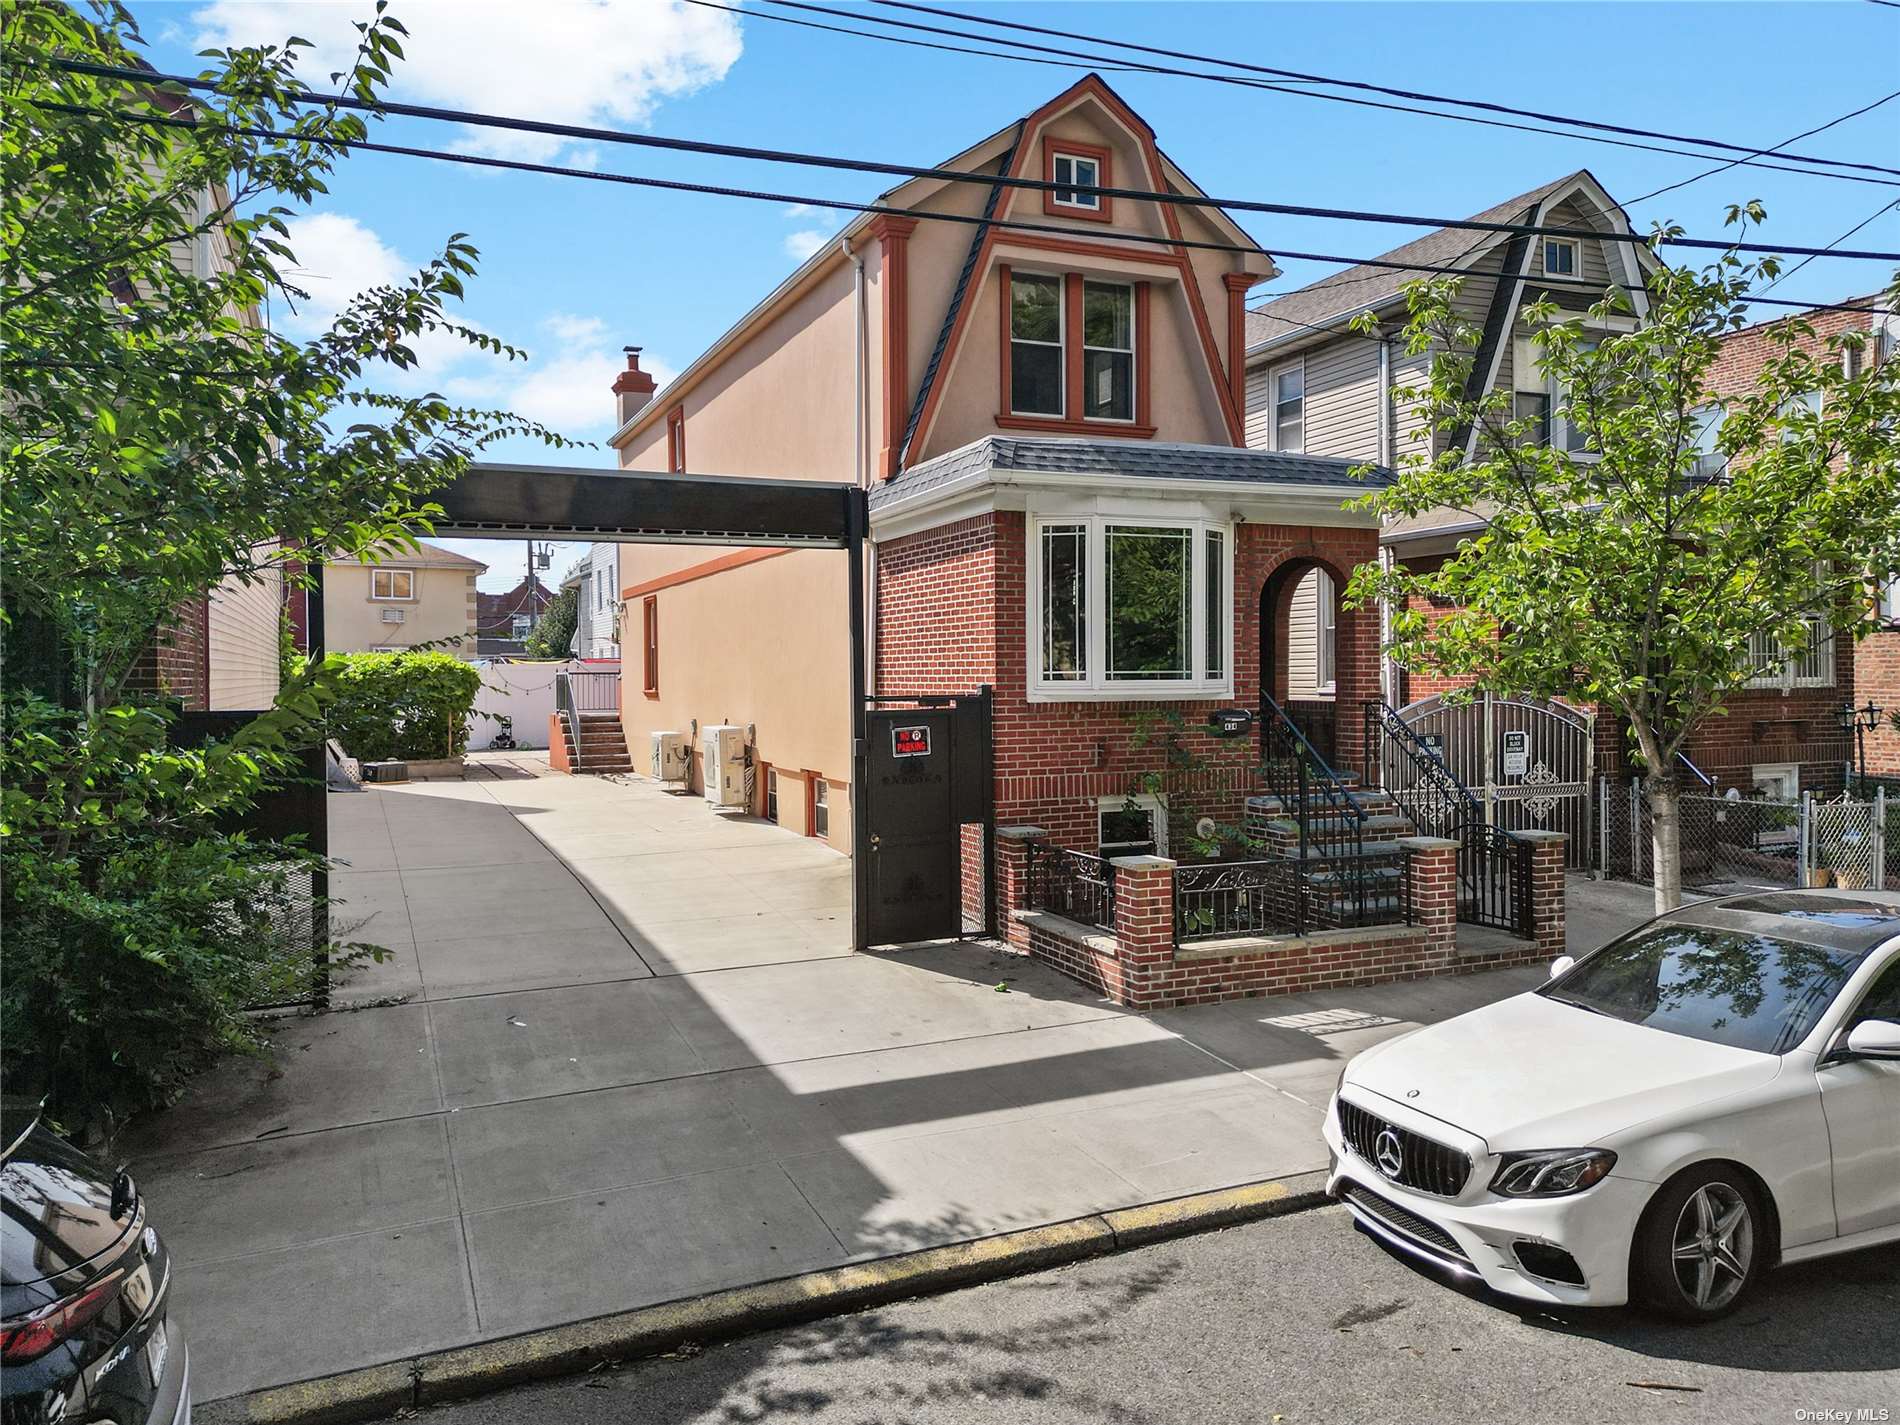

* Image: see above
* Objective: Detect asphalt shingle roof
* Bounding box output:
[1245,172,1588,348]
[873,435,1390,509]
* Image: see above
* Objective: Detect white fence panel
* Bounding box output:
[468,659,610,750]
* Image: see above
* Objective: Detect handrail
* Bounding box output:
[1260,692,1365,862]
[554,671,579,762]
[1676,750,1717,790]
[1362,700,1483,822]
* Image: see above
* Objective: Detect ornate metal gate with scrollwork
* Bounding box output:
[1390,692,1595,869]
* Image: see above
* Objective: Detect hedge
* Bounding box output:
[327,651,483,762]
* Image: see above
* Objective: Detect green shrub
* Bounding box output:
[327,651,483,762]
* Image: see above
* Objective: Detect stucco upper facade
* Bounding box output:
[323,541,484,658]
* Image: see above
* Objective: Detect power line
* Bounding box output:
[1628,91,1900,206]
[39,58,1900,263]
[865,0,1900,183]
[32,97,1893,322]
[741,0,1900,188]
[1760,198,1900,295]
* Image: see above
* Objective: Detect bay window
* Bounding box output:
[1030,513,1233,697]
[1010,273,1064,417]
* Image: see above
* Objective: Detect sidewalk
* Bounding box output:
[130,760,1619,1402]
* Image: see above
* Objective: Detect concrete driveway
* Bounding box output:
[129,760,1642,1402]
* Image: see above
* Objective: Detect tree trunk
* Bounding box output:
[1647,774,1684,914]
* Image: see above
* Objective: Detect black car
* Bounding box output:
[1,1101,188,1424]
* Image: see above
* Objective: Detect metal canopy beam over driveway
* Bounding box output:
[324,460,873,947]
[429,461,862,548]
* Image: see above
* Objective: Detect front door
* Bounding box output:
[1817,953,1900,1237]
[864,710,958,946]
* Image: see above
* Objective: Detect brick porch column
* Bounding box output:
[996,826,1045,952]
[1110,854,1176,1010]
[1517,830,1569,957]
[1399,836,1458,970]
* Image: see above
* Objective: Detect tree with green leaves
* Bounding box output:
[1348,211,1900,913]
[523,583,580,660]
[1,1,569,1133]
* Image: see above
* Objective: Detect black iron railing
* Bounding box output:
[1261,693,1367,861]
[1461,822,1533,934]
[1025,843,1116,932]
[1174,846,1412,941]
[1363,698,1484,837]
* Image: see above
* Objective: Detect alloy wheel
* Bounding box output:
[1669,1181,1754,1312]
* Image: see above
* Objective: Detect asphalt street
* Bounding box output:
[408,1201,1900,1425]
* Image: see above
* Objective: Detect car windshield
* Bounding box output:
[1540,924,1866,1054]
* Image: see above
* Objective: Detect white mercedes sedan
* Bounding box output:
[1324,890,1900,1320]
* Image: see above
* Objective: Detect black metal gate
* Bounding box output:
[862,688,993,948]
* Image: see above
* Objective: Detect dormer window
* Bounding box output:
[1052,152,1101,210]
[1542,238,1579,277]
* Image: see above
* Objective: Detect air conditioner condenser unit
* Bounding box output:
[701,725,749,808]
[650,730,691,786]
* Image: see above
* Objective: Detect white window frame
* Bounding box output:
[1879,575,1900,625]
[1315,569,1337,692]
[1009,270,1066,418]
[1026,509,1235,701]
[812,778,829,839]
[370,567,416,602]
[1751,763,1799,801]
[1744,615,1835,691]
[1513,330,1601,460]
[511,613,533,639]
[1080,279,1136,425]
[1098,793,1168,859]
[1541,237,1580,277]
[1689,402,1728,478]
[1268,357,1305,453]
[1051,151,1102,211]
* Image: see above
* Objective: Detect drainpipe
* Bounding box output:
[842,236,876,691]
[1377,331,1396,707]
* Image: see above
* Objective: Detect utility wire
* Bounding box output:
[864,0,1900,181]
[1628,90,1900,206]
[40,58,1900,262]
[1760,198,1900,295]
[32,98,1893,321]
[739,0,1900,188]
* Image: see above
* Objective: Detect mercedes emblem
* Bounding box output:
[1406,1088,1421,1099]
[1373,1127,1405,1179]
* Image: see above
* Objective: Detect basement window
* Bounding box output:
[811,778,829,839]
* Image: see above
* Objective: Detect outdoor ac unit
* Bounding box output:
[701,725,749,808]
[650,731,691,786]
[380,607,406,624]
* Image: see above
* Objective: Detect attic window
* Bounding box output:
[1541,238,1579,277]
[1052,152,1101,210]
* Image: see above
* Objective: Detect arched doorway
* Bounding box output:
[1260,556,1346,768]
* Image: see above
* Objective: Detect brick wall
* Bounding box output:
[122,594,211,710]
[877,512,1383,858]
[1858,628,1900,776]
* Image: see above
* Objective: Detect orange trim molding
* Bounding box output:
[621,547,788,601]
[868,214,918,479]
[996,268,1153,437]
[1221,272,1257,420]
[665,405,686,473]
[1041,137,1114,223]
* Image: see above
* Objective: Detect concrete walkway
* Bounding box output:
[130,760,1647,1401]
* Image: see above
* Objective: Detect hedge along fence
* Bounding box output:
[327,651,484,762]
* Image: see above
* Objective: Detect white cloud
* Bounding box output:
[192,0,742,162]
[784,228,830,262]
[451,312,678,439]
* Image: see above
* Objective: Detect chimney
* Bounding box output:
[612,346,658,427]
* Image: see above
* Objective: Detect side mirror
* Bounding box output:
[1845,1019,1900,1060]
[1547,955,1576,981]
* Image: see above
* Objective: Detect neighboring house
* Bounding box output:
[323,542,484,657]
[474,574,555,658]
[566,544,622,660]
[1242,171,1888,799]
[607,74,1391,857]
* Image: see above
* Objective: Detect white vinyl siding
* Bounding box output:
[1302,338,1383,460]
[1284,568,1337,697]
[207,553,283,710]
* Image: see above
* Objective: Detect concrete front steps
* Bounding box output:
[561,712,634,774]
[1244,780,1418,926]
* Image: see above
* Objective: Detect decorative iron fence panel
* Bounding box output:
[1025,844,1117,932]
[1460,824,1533,935]
[1174,847,1411,942]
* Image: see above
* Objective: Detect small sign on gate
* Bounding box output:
[892,724,932,759]
[1501,730,1530,778]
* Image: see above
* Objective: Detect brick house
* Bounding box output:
[474,573,556,658]
[607,74,1394,861]
[1244,172,1892,801]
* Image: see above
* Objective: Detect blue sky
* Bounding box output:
[127,1,1899,590]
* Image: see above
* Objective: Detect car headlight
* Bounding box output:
[1490,1148,1617,1197]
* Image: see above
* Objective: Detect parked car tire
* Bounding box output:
[1631,1164,1767,1321]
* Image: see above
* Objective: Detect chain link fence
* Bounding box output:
[1600,778,1891,894]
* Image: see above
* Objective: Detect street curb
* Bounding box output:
[196,1169,1334,1425]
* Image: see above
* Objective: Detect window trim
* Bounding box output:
[641,595,660,697]
[997,266,1156,437]
[369,567,416,602]
[665,405,686,473]
[1878,575,1900,626]
[1744,617,1835,691]
[1268,356,1305,453]
[1315,569,1337,692]
[809,774,829,840]
[1026,510,1235,701]
[1042,139,1114,223]
[1098,793,1168,859]
[1541,237,1580,277]
[1080,278,1137,425]
[1006,268,1067,419]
